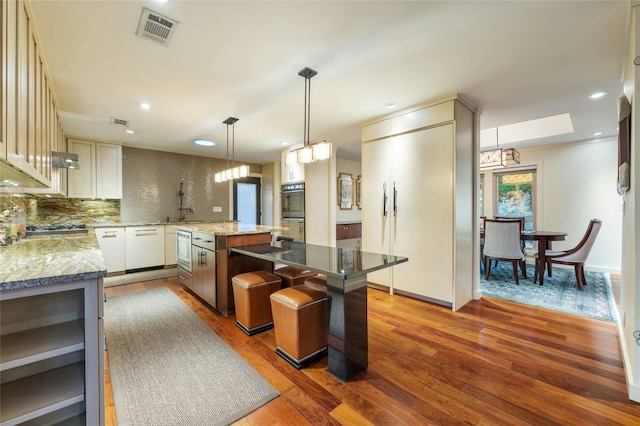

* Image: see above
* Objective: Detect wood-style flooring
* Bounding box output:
[104,276,640,425]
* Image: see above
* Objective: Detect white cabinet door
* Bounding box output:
[361,136,392,288]
[67,139,96,198]
[94,227,126,273]
[125,226,165,270]
[95,143,122,199]
[164,225,177,266]
[391,125,454,302]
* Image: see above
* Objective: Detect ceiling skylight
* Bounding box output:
[480,113,574,148]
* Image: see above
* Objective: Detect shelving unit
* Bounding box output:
[0,279,103,426]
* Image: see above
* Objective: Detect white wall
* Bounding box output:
[305,155,336,246]
[336,158,362,224]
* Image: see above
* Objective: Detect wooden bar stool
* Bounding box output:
[231,271,282,336]
[270,283,329,369]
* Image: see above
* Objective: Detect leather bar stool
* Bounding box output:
[304,274,327,288]
[274,265,318,287]
[270,283,329,369]
[231,271,282,336]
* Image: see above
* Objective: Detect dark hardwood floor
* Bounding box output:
[104,275,640,425]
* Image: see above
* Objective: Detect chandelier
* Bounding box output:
[214,117,249,183]
[285,67,332,166]
[479,127,520,170]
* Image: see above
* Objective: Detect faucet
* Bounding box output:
[178,182,193,221]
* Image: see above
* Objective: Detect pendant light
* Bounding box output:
[284,67,332,166]
[214,117,249,183]
[480,126,520,170]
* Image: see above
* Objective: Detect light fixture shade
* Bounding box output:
[225,169,233,180]
[285,150,298,167]
[214,172,222,183]
[312,142,332,161]
[480,148,520,170]
[239,165,250,177]
[298,146,314,164]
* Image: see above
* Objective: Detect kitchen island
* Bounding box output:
[0,233,106,425]
[175,222,281,316]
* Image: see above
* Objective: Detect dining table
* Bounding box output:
[229,240,408,382]
[521,230,568,286]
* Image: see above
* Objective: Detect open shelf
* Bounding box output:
[0,362,85,426]
[0,320,85,371]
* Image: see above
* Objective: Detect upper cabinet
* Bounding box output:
[1,0,63,188]
[67,138,122,199]
[281,150,304,183]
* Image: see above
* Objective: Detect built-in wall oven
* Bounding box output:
[176,230,192,273]
[281,183,305,219]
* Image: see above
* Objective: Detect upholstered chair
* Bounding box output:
[483,219,527,284]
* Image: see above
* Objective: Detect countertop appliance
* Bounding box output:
[281,183,305,219]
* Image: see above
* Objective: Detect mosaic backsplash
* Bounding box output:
[121,147,260,223]
[0,146,261,226]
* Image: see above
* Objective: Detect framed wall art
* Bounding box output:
[338,172,353,210]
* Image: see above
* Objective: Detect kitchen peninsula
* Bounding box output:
[0,234,106,425]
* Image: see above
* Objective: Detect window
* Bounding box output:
[494,170,536,231]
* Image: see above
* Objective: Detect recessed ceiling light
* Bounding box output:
[384,102,397,109]
[125,129,135,134]
[138,102,151,110]
[593,131,603,136]
[280,141,288,145]
[589,91,607,100]
[193,139,216,147]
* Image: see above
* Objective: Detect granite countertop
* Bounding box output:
[88,220,233,228]
[0,233,106,291]
[176,222,283,236]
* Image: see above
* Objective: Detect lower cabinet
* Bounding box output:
[94,227,126,274]
[0,279,104,425]
[190,231,216,308]
[125,226,165,271]
[165,225,177,266]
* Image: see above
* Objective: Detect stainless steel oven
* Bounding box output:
[281,183,305,219]
[176,230,192,273]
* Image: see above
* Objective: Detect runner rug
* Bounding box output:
[104,287,278,425]
[480,263,616,322]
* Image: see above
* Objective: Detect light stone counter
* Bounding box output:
[176,222,283,236]
[0,233,106,291]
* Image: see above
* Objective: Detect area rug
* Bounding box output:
[104,287,279,425]
[480,263,616,322]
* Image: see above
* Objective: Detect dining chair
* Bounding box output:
[533,219,602,290]
[483,219,527,284]
[492,216,525,267]
[480,216,486,273]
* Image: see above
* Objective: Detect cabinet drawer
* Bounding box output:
[336,223,362,240]
[177,268,192,290]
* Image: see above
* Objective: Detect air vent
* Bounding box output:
[136,7,179,47]
[111,118,129,127]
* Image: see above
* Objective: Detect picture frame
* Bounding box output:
[338,172,353,210]
[356,175,362,210]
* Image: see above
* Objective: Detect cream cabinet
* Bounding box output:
[67,138,122,199]
[0,279,104,425]
[165,225,177,266]
[280,150,304,183]
[125,226,165,271]
[361,95,475,310]
[94,227,126,274]
[1,0,64,188]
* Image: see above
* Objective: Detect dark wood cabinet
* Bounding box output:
[336,223,362,240]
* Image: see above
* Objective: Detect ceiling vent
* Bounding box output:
[136,7,179,47]
[111,117,129,127]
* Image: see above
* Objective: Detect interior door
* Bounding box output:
[234,177,261,224]
[392,124,454,302]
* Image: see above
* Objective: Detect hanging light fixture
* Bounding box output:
[479,127,520,170]
[284,67,332,166]
[214,117,250,183]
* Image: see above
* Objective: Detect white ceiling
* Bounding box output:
[29,0,629,164]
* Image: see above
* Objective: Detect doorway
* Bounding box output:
[233,177,261,224]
